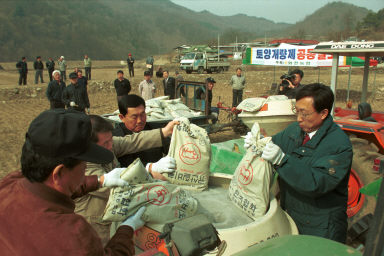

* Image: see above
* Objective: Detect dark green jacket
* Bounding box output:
[272,115,352,243]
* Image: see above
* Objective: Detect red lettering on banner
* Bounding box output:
[297,49,306,60]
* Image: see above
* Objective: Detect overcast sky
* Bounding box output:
[170,0,384,23]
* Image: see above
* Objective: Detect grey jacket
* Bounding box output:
[230,75,246,90]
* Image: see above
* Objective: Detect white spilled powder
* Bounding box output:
[192,186,253,229]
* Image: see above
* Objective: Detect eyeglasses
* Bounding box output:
[291,105,316,119]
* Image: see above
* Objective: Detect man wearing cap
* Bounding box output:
[195,78,218,123]
[34,56,44,84]
[75,114,177,244]
[162,70,176,99]
[46,57,55,81]
[84,54,92,80]
[114,70,131,101]
[127,53,135,77]
[46,70,66,109]
[139,70,156,100]
[63,72,90,113]
[0,109,146,255]
[58,56,67,81]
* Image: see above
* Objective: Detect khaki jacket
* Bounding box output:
[74,129,163,244]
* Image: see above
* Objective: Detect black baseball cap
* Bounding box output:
[144,70,151,76]
[26,109,113,164]
[206,77,216,83]
[69,72,78,79]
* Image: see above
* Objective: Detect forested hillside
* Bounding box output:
[0,0,375,61]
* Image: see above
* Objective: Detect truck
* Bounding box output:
[180,52,230,74]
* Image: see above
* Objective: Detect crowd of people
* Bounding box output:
[16,54,92,85]
[1,54,355,254]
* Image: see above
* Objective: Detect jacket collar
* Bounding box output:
[288,115,334,148]
[21,177,75,212]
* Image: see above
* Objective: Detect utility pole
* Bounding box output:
[218,34,220,62]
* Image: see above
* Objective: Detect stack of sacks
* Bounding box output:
[108,96,202,122]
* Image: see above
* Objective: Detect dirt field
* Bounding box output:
[0,56,383,179]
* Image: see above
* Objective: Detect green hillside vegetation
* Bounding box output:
[356,8,384,40]
[0,0,374,62]
[286,2,370,41]
[0,0,287,61]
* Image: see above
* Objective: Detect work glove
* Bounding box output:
[261,142,285,166]
[147,156,176,174]
[70,101,76,107]
[121,206,146,231]
[86,108,90,114]
[243,132,253,149]
[103,168,129,187]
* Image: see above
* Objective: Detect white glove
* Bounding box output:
[244,132,253,149]
[103,168,129,187]
[70,101,76,107]
[86,108,90,114]
[121,206,146,231]
[261,142,285,165]
[147,156,176,174]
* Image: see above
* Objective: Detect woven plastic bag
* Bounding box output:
[228,122,274,219]
[163,117,211,191]
[102,158,198,224]
[236,97,267,112]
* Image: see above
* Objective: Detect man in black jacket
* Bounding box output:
[77,69,88,90]
[46,57,55,81]
[16,57,28,86]
[127,53,135,77]
[114,70,131,101]
[34,56,44,84]
[162,70,176,99]
[62,72,90,113]
[113,94,170,168]
[46,70,66,109]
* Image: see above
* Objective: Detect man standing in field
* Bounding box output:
[46,57,55,81]
[84,54,92,80]
[33,56,44,84]
[146,55,154,76]
[127,53,135,77]
[162,70,176,99]
[58,56,67,81]
[77,69,88,90]
[230,67,246,107]
[139,70,156,100]
[16,57,28,86]
[62,72,90,113]
[114,70,131,101]
[46,70,66,109]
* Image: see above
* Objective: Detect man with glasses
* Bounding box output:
[248,83,353,243]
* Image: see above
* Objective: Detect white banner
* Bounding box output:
[249,43,345,67]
